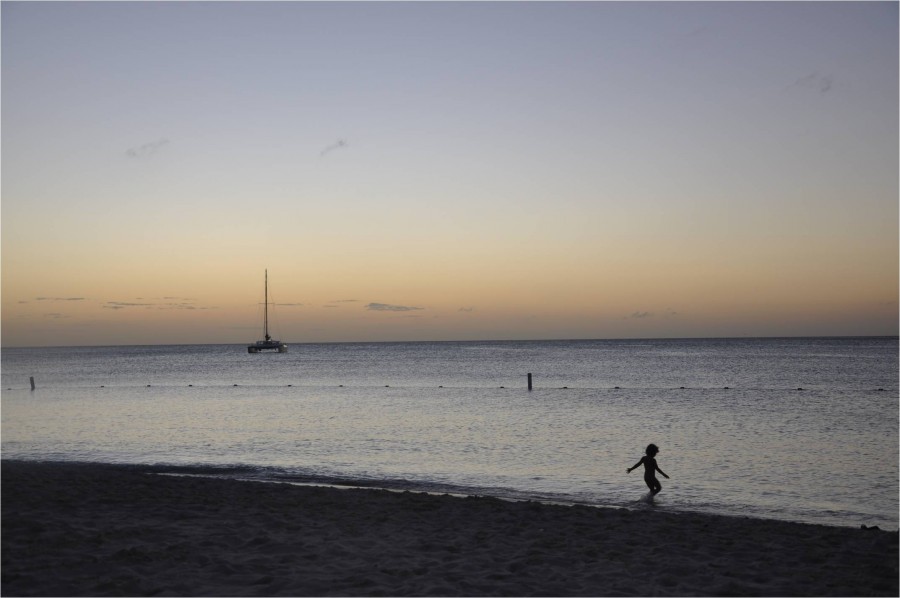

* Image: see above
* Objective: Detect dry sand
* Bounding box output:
[2,460,897,597]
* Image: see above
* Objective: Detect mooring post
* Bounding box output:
[527,373,533,391]
[30,376,35,391]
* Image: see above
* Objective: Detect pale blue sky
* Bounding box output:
[2,1,897,346]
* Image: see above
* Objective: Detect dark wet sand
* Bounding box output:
[2,460,897,596]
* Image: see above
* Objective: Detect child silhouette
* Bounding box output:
[627,443,669,496]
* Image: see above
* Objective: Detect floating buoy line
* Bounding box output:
[10,376,894,393]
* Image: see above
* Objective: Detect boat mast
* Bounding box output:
[264,269,270,341]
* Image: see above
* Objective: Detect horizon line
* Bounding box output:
[2,334,897,351]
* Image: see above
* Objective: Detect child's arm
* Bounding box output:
[626,457,644,473]
[656,464,670,479]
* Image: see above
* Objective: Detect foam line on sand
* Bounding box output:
[2,460,897,596]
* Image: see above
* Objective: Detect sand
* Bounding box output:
[2,460,897,597]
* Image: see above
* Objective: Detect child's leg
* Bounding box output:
[646,475,662,495]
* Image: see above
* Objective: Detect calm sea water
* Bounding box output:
[2,338,897,529]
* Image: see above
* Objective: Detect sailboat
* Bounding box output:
[247,270,288,353]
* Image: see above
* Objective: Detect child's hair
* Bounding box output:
[646,444,659,456]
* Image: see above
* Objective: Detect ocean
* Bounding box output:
[2,337,897,529]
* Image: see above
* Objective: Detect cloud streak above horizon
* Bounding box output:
[126,138,169,158]
[366,303,424,312]
[319,138,347,158]
[786,72,833,94]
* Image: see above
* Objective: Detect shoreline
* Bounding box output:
[6,457,891,531]
[3,460,897,596]
[175,470,895,532]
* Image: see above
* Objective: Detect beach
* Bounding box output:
[2,460,896,596]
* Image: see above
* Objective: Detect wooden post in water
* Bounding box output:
[30,377,35,391]
[527,373,533,391]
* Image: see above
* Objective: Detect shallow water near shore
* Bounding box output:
[2,337,897,529]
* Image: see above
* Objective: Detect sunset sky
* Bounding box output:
[2,1,897,347]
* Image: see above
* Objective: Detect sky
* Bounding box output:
[2,1,898,347]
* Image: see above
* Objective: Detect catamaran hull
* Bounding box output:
[248,343,288,354]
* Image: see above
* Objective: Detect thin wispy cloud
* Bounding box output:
[320,138,348,158]
[104,301,154,310]
[103,299,215,311]
[157,303,203,311]
[256,302,302,307]
[35,297,86,302]
[126,138,170,158]
[324,299,358,308]
[366,302,424,312]
[629,311,653,319]
[786,72,833,94]
[458,307,475,312]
